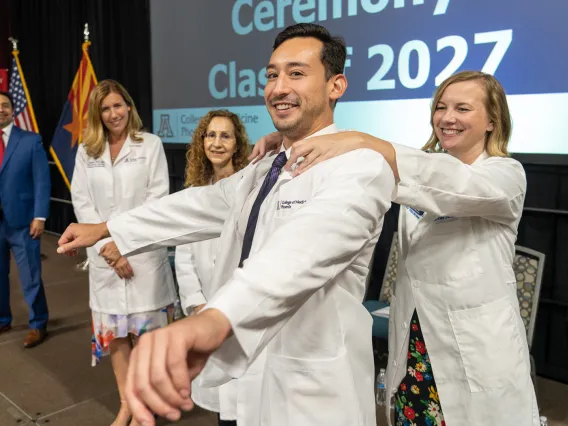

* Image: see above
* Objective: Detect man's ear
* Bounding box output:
[329,74,348,104]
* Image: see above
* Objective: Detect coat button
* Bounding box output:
[413,282,420,288]
[402,322,408,329]
[392,360,397,367]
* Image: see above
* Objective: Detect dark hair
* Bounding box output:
[273,23,346,81]
[0,91,14,109]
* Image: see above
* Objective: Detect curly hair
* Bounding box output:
[185,110,250,187]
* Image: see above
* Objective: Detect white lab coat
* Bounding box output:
[71,132,176,314]
[385,144,539,426]
[176,238,238,420]
[107,124,395,426]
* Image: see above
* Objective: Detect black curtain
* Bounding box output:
[9,0,152,232]
[519,164,568,384]
[0,0,11,69]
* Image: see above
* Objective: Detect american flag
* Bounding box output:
[9,56,37,132]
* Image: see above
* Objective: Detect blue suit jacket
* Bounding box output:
[0,126,50,229]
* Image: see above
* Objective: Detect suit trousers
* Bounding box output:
[0,219,49,329]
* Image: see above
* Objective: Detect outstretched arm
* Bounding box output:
[58,170,243,255]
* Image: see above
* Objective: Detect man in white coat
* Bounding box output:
[57,23,395,426]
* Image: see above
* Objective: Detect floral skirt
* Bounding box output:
[91,304,175,366]
[394,310,446,426]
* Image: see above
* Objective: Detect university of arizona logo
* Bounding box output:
[157,114,174,138]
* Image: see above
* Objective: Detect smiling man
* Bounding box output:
[0,91,50,348]
[56,24,395,426]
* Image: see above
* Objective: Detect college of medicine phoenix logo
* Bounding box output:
[157,114,174,138]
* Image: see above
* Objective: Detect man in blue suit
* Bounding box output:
[0,91,50,348]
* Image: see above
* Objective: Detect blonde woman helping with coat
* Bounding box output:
[251,70,538,426]
[71,80,176,426]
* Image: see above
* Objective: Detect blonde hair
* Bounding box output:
[422,71,512,157]
[184,110,250,187]
[82,79,143,158]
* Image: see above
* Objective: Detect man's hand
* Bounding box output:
[29,219,45,239]
[100,241,121,266]
[125,308,232,425]
[114,256,134,279]
[57,223,109,255]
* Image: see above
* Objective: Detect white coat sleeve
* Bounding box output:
[144,135,170,202]
[206,149,395,377]
[175,243,207,314]
[393,144,526,225]
[107,170,242,256]
[70,147,112,253]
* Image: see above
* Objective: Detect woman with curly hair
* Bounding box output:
[175,109,250,426]
[184,109,250,187]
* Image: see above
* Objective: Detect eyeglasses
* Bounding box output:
[203,131,235,141]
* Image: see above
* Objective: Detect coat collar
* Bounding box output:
[281,123,339,160]
[472,151,490,165]
[104,134,134,165]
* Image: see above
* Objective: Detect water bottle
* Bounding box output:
[375,368,386,406]
[540,416,548,426]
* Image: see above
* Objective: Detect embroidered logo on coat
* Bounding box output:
[277,200,307,210]
[406,206,424,219]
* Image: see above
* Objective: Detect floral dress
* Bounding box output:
[91,304,176,366]
[394,310,446,426]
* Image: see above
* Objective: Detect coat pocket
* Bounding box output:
[448,296,526,392]
[264,352,360,426]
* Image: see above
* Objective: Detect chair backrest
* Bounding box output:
[513,245,545,349]
[379,232,398,304]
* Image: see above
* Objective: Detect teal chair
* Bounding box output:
[363,232,398,340]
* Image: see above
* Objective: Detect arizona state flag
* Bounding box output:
[51,41,98,190]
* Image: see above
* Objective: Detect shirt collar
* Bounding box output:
[1,122,14,139]
[281,123,339,158]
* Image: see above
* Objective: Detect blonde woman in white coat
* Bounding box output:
[175,110,250,426]
[71,80,176,426]
[251,71,538,426]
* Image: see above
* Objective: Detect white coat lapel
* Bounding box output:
[209,155,275,296]
[112,136,132,165]
[101,142,112,165]
[234,153,275,211]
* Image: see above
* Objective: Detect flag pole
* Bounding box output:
[73,23,92,270]
[50,23,98,192]
[8,37,39,132]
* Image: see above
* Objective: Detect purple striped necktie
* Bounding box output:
[239,151,288,267]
